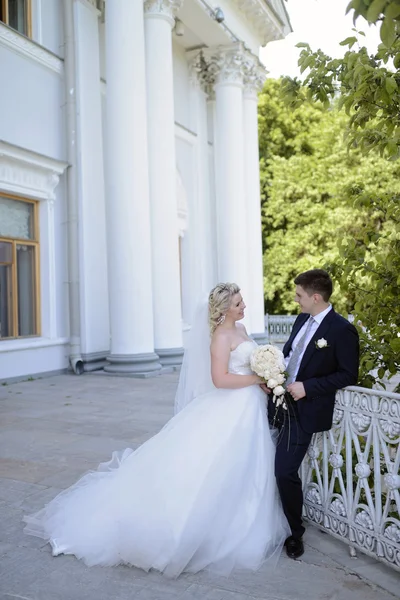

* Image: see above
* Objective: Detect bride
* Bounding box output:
[24,283,290,578]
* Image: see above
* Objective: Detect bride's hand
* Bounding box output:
[259,383,272,394]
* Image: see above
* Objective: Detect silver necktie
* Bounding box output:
[286,317,315,384]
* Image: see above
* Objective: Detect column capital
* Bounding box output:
[243,53,267,97]
[144,0,182,25]
[210,42,247,87]
[189,44,266,92]
[187,49,217,95]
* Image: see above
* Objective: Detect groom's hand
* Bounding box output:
[287,382,306,401]
[259,384,272,394]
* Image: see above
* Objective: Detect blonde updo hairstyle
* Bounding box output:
[208,282,240,334]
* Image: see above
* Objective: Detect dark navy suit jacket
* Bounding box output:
[283,308,359,433]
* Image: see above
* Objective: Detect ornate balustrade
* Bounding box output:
[264,313,296,344]
[301,386,400,571]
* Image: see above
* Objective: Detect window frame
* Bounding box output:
[0,0,32,38]
[0,192,41,340]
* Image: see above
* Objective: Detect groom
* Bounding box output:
[268,269,359,559]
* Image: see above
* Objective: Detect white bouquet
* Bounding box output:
[250,344,288,409]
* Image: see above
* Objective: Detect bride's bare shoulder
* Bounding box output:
[210,329,231,354]
[235,322,249,336]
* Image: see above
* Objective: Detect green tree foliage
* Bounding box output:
[260,81,400,314]
[275,0,400,388]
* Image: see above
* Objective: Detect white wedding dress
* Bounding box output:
[24,340,290,577]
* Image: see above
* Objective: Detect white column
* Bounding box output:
[104,0,161,375]
[212,44,250,325]
[206,90,218,281]
[181,51,216,321]
[243,55,268,341]
[73,0,110,370]
[144,0,183,366]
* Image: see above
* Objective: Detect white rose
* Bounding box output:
[316,338,328,348]
[270,368,281,377]
[267,378,278,389]
[274,385,285,396]
[276,373,285,385]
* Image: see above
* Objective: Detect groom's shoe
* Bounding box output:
[285,536,304,559]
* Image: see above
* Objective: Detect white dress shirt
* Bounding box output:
[285,305,332,380]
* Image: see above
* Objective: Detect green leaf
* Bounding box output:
[367,0,388,23]
[346,0,361,15]
[385,2,400,19]
[380,17,397,47]
[385,76,398,94]
[340,36,358,48]
[393,52,400,68]
[378,367,386,379]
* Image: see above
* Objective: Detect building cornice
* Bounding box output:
[0,140,68,201]
[232,0,286,45]
[0,22,63,74]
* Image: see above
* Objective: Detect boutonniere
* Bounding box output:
[315,338,329,349]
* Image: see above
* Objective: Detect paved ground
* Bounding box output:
[0,373,399,600]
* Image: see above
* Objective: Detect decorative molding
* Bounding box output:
[330,499,346,517]
[384,473,400,490]
[329,453,344,470]
[0,141,68,201]
[187,49,218,93]
[192,0,287,46]
[188,44,266,94]
[243,52,267,96]
[211,43,247,87]
[230,0,286,46]
[0,22,63,75]
[355,462,371,479]
[144,0,183,25]
[0,337,69,353]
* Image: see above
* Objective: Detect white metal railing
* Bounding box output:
[301,386,400,571]
[264,313,296,344]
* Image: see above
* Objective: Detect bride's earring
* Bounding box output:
[217,315,226,326]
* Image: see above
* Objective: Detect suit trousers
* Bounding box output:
[269,399,313,539]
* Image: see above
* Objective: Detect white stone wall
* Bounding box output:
[0,0,289,380]
[0,7,69,380]
[0,44,65,159]
[33,0,64,55]
[173,40,191,131]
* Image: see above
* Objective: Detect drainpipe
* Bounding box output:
[63,0,84,375]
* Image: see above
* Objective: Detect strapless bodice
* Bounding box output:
[228,340,257,375]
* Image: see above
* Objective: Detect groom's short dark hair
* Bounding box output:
[294,269,333,301]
